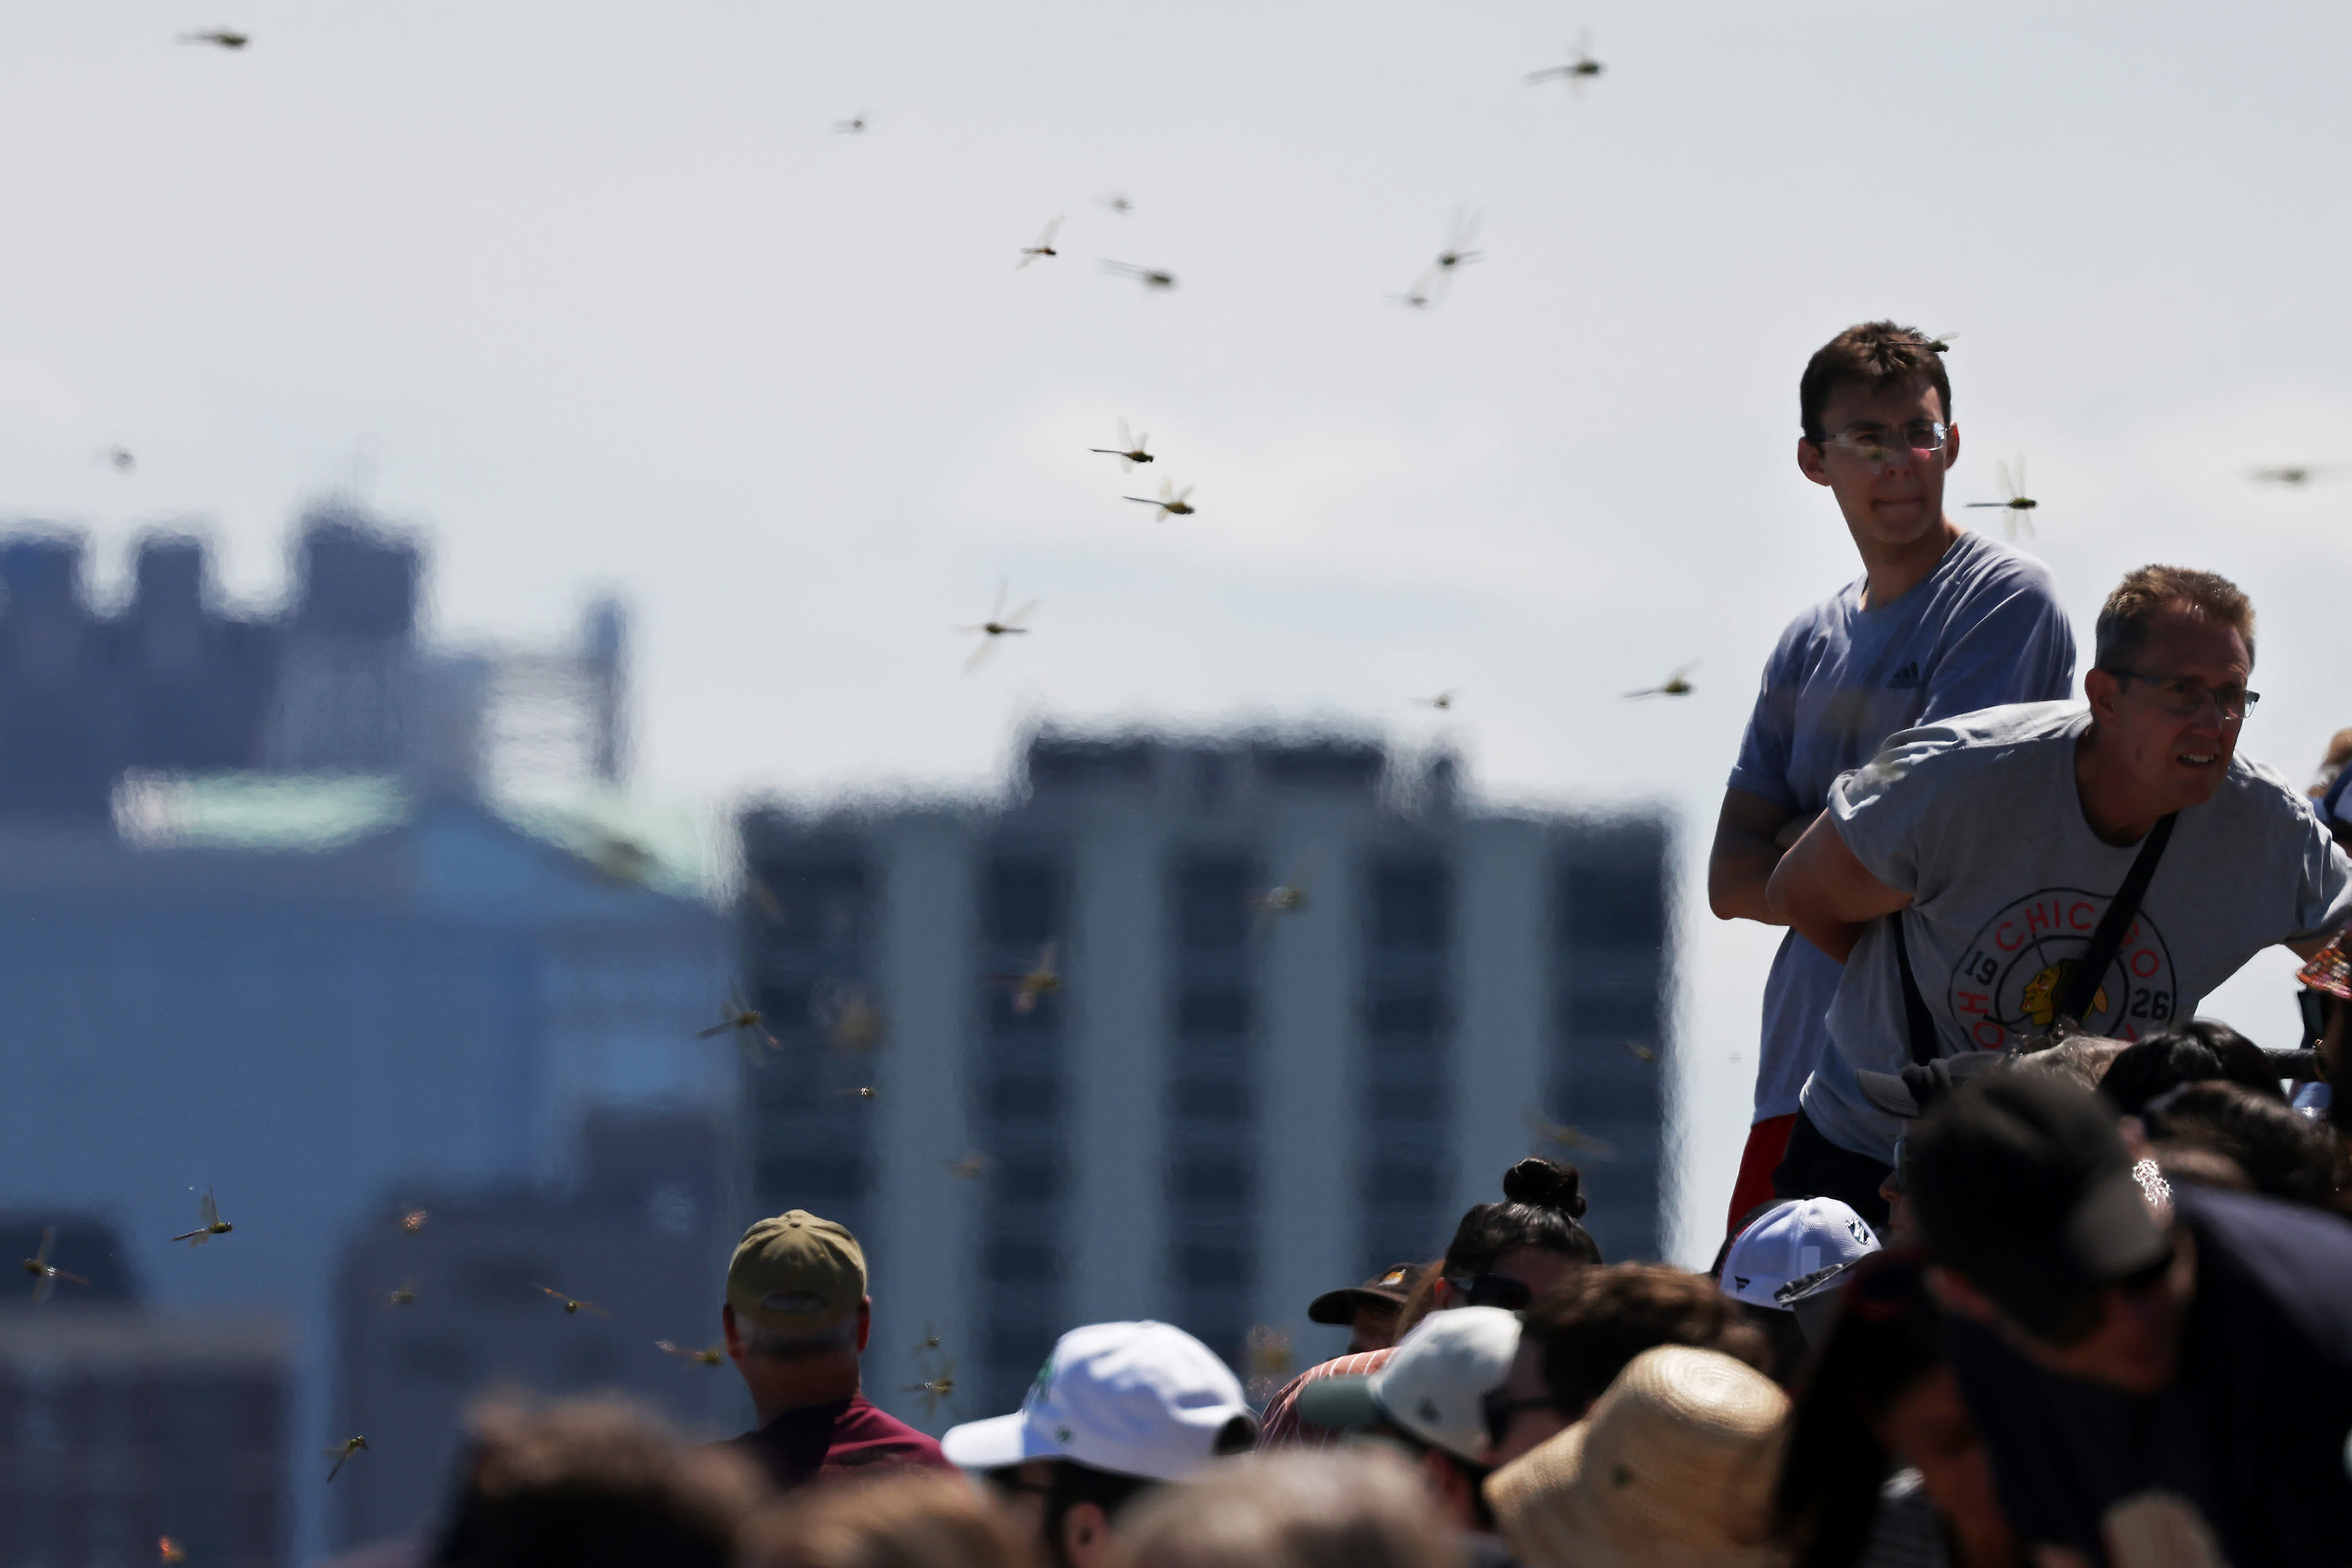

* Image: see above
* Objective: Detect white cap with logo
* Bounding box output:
[1293,1305,1522,1464]
[1721,1196,1881,1311]
[941,1320,1255,1483]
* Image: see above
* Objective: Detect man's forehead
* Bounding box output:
[2140,607,2252,672]
[1820,376,1945,425]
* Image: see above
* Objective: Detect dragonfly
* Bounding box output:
[1390,276,1436,310]
[171,1189,234,1246]
[22,1228,90,1304]
[1966,457,2038,539]
[1621,1040,1658,1064]
[384,1283,417,1307]
[1918,330,1958,354]
[811,980,885,1054]
[658,1339,727,1366]
[696,991,778,1050]
[903,1360,957,1420]
[912,1322,946,1355]
[399,1207,429,1234]
[1124,481,1196,521]
[1017,217,1064,269]
[985,941,1062,1016]
[103,447,136,472]
[1526,1111,1615,1161]
[1100,193,1134,216]
[1432,209,1483,282]
[180,27,249,49]
[1526,30,1603,92]
[833,112,870,135]
[325,1436,369,1484]
[1247,865,1312,936]
[1414,691,1457,710]
[958,581,1038,673]
[1089,419,1154,470]
[841,1084,878,1099]
[1102,260,1177,291]
[1624,662,1697,699]
[1244,1323,1294,1404]
[532,1283,611,1317]
[946,1152,990,1180]
[2251,464,2333,485]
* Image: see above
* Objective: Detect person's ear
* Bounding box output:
[1941,423,1960,472]
[1796,435,1831,488]
[1061,1501,1111,1568]
[855,1297,873,1354]
[2085,666,2123,724]
[722,1303,746,1363]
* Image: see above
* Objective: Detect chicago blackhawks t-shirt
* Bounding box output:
[1802,701,2352,1160]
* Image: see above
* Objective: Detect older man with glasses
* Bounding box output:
[1768,564,2352,1210]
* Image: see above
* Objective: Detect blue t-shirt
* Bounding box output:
[1947,1185,2352,1567]
[1727,529,2075,1121]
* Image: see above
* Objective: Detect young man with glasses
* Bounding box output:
[1711,321,2077,1230]
[1769,565,2352,1207]
[1906,1073,2352,1566]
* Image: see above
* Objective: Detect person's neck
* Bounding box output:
[2073,723,2172,845]
[746,1357,862,1425]
[1857,517,1960,611]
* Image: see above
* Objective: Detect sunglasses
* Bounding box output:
[1480,1387,1577,1450]
[1444,1273,1533,1311]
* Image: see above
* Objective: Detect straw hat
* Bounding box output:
[1486,1346,1790,1568]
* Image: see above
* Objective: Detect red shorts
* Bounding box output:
[1726,1112,1798,1238]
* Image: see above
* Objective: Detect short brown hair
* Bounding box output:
[1108,1450,1464,1568]
[1798,322,1952,441]
[2094,564,2256,672]
[1519,1263,1771,1417]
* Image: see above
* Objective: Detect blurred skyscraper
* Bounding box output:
[0,503,731,1563]
[0,499,626,818]
[735,730,1674,1422]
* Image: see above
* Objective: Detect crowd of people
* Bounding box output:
[354,324,2352,1567]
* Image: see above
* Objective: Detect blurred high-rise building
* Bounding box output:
[735,730,1675,1422]
[0,500,627,818]
[0,1216,289,1568]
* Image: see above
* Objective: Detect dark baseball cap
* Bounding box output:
[1854,1050,2008,1120]
[1307,1262,1423,1326]
[1905,1074,2170,1340]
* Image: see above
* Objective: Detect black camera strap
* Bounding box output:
[1889,811,2176,1064]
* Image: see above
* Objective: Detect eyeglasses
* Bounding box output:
[1480,1388,1577,1449]
[2112,670,2259,721]
[1812,420,1949,465]
[1444,1273,1534,1311]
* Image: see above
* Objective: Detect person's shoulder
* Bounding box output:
[1943,530,2064,605]
[1875,701,2083,779]
[2216,748,2332,831]
[1767,575,1867,654]
[824,1397,953,1470]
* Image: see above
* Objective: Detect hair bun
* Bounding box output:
[1501,1156,1586,1218]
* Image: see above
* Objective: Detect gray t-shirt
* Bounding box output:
[1802,701,2352,1160]
[1728,531,2075,1121]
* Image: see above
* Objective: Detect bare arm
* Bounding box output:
[1707,789,1813,924]
[1765,812,1911,964]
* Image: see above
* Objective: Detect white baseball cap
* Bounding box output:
[940,1320,1255,1483]
[1293,1305,1521,1463]
[1721,1196,1880,1311]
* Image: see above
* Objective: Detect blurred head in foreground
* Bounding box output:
[1105,1449,1465,1568]
[738,1471,1029,1568]
[428,1394,766,1568]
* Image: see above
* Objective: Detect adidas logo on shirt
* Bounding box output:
[1886,661,1922,690]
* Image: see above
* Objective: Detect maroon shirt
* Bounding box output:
[728,1393,955,1492]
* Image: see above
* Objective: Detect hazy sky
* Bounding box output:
[5,0,2350,1271]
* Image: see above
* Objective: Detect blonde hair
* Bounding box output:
[736,1472,1028,1568]
[1106,1450,1465,1568]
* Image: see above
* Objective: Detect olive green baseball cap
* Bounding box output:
[728,1210,866,1331]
